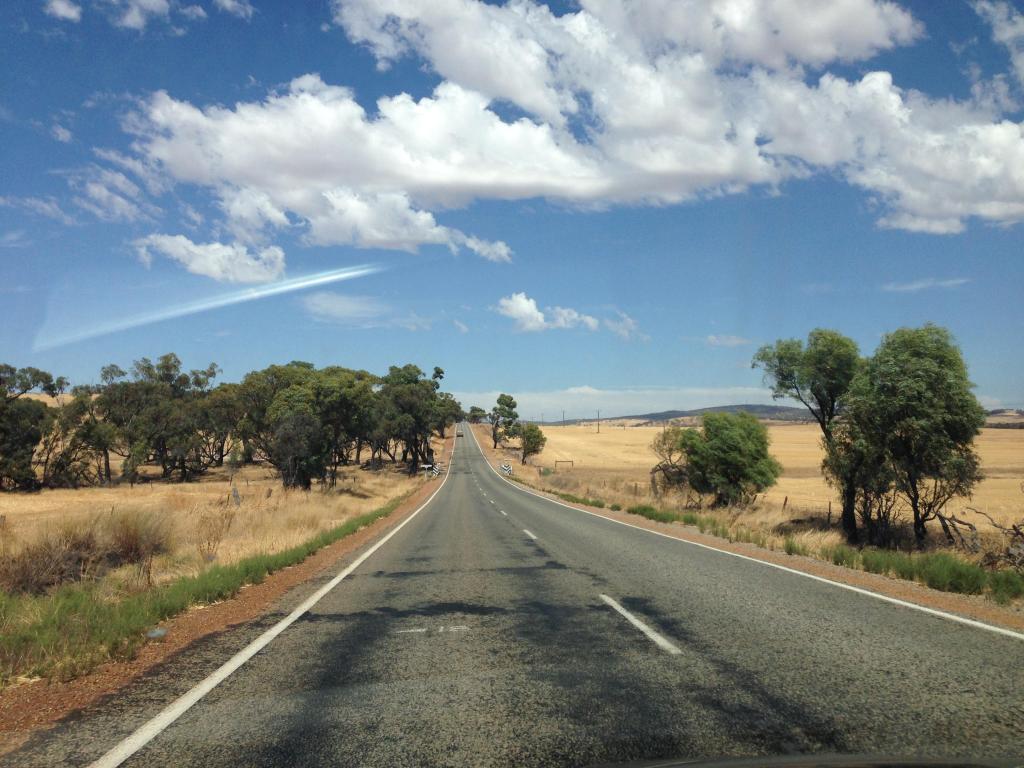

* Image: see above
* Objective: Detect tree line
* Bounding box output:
[0,355,464,492]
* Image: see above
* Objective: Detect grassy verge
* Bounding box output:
[0,493,409,685]
[624,502,1023,604]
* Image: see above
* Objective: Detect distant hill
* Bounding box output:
[543,404,812,426]
[622,404,811,423]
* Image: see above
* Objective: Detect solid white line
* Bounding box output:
[394,628,428,634]
[600,594,682,655]
[523,529,537,540]
[89,436,458,768]
[464,423,1024,643]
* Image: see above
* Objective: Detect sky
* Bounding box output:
[1,0,1023,419]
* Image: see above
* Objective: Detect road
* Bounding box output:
[9,424,1024,767]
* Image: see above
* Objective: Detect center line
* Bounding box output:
[523,529,537,540]
[500,510,506,515]
[599,594,682,655]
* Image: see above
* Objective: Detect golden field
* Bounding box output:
[480,422,1023,535]
[0,437,449,590]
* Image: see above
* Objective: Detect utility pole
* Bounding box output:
[597,409,600,433]
[562,409,565,427]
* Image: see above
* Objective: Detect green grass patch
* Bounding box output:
[822,544,860,569]
[0,494,409,685]
[554,491,606,508]
[609,503,621,511]
[626,505,678,524]
[783,536,808,557]
[988,570,1024,605]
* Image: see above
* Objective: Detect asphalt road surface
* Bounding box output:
[10,424,1024,767]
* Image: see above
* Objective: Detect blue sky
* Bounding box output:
[1,0,1023,417]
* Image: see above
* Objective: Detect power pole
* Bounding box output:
[562,409,565,427]
[597,409,600,433]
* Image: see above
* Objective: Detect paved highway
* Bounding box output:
[10,424,1024,766]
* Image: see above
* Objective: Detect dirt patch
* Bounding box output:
[0,439,451,756]
[470,425,1024,634]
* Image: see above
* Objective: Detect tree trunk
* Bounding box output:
[840,479,859,544]
[355,438,363,464]
[102,449,111,485]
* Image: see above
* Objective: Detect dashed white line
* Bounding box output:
[463,424,1024,644]
[600,594,682,655]
[523,529,537,540]
[500,510,506,516]
[394,628,428,634]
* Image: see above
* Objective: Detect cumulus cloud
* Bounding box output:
[303,291,430,330]
[129,77,512,260]
[323,0,1024,235]
[44,0,82,22]
[880,277,971,292]
[706,334,753,347]
[51,124,72,143]
[134,233,285,283]
[496,292,598,332]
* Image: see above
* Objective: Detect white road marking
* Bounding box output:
[500,510,506,516]
[523,529,537,540]
[464,419,1024,644]
[88,435,460,768]
[490,500,495,505]
[394,628,428,634]
[600,594,682,655]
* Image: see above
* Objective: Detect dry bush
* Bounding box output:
[192,504,237,562]
[103,509,173,585]
[0,522,105,594]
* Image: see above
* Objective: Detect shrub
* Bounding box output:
[626,505,677,523]
[915,553,986,594]
[988,570,1024,605]
[609,503,621,511]
[0,524,105,595]
[105,510,172,568]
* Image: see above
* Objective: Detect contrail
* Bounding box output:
[33,263,383,351]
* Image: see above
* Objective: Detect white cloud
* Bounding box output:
[0,195,75,224]
[706,334,753,347]
[451,384,779,419]
[134,233,285,283]
[604,310,645,341]
[109,0,171,30]
[496,292,598,332]
[974,1,1024,86]
[0,230,30,249]
[214,0,254,20]
[453,319,469,333]
[321,0,1024,235]
[44,0,82,22]
[303,291,430,330]
[179,4,207,20]
[880,277,971,292]
[51,124,72,143]
[71,167,153,222]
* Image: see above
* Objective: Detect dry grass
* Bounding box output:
[0,437,449,592]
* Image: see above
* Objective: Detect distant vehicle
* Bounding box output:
[456,429,464,437]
